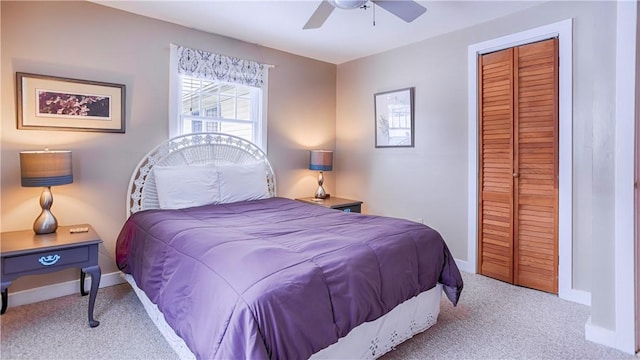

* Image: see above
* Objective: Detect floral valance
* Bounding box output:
[175,45,268,88]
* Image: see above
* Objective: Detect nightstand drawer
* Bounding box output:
[335,204,361,213]
[3,246,89,274]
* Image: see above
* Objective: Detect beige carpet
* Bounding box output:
[0,272,635,359]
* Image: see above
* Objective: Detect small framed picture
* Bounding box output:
[16,72,125,133]
[374,87,414,148]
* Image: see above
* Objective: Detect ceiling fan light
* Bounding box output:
[327,0,368,10]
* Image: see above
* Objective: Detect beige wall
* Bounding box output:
[0,1,336,291]
[336,0,619,331]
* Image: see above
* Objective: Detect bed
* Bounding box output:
[116,133,463,359]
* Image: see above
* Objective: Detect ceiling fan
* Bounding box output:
[303,0,427,30]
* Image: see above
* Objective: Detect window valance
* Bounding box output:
[174,44,269,88]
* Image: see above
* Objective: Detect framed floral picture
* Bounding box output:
[374,87,414,148]
[16,72,125,133]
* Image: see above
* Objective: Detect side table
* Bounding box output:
[0,224,102,327]
[296,196,363,213]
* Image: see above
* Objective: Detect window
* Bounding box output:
[169,45,270,150]
[180,76,260,141]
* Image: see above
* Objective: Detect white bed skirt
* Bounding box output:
[123,273,442,359]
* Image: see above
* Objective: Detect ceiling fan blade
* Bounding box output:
[303,1,336,29]
[373,0,427,23]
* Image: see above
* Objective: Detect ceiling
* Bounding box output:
[92,0,544,64]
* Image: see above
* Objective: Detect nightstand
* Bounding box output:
[296,196,363,213]
[0,224,102,327]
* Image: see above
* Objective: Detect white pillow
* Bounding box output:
[153,165,220,209]
[217,161,270,204]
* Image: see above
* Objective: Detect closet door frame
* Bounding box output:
[466,19,581,303]
[613,0,638,353]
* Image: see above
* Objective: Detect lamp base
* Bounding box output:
[314,171,328,199]
[34,210,58,234]
[33,186,58,234]
[314,186,328,199]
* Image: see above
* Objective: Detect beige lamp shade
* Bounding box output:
[309,150,333,171]
[20,150,73,187]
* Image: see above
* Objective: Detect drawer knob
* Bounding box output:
[38,254,61,266]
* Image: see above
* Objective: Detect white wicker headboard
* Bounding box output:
[127,132,276,217]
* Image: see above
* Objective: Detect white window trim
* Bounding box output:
[168,44,270,152]
[169,45,181,139]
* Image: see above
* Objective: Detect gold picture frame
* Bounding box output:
[16,72,125,133]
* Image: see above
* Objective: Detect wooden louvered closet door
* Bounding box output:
[478,38,559,294]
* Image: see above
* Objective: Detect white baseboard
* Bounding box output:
[5,271,125,309]
[585,316,616,349]
[585,316,637,354]
[559,287,591,306]
[458,257,592,307]
[586,317,639,356]
[454,258,475,274]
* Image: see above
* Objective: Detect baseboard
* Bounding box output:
[559,287,591,306]
[457,257,592,307]
[6,271,126,309]
[585,316,616,349]
[586,316,638,355]
[454,258,475,274]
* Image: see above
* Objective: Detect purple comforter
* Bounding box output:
[116,197,463,359]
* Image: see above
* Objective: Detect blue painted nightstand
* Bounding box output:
[0,224,102,327]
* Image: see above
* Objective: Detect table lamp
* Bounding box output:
[20,150,73,234]
[309,150,333,199]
